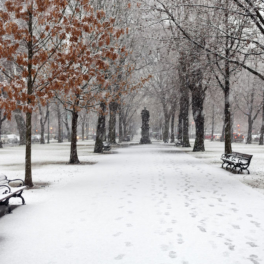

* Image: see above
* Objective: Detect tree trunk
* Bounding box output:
[94,103,106,153]
[224,90,232,153]
[25,112,33,187]
[0,110,3,148]
[163,113,170,143]
[108,102,118,144]
[0,109,6,148]
[69,111,80,164]
[192,88,205,152]
[224,67,232,154]
[220,118,225,142]
[177,113,183,141]
[118,104,123,143]
[86,117,89,140]
[123,121,127,138]
[246,116,252,144]
[170,112,175,143]
[182,87,191,147]
[14,109,26,145]
[211,105,214,141]
[25,9,34,187]
[82,120,85,141]
[57,103,63,143]
[40,123,45,144]
[259,92,264,145]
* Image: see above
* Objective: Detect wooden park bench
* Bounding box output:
[0,174,27,213]
[221,152,253,174]
[103,142,111,151]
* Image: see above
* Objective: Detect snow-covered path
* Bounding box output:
[1,144,264,264]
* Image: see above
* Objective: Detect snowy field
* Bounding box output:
[0,141,264,264]
[184,140,264,195]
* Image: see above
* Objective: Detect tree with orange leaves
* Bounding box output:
[0,0,126,186]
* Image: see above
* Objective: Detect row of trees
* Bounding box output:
[137,0,264,153]
[0,0,149,186]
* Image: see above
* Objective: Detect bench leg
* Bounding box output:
[13,191,26,205]
[17,193,25,205]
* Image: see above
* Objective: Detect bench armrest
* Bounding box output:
[0,185,11,194]
[8,179,25,187]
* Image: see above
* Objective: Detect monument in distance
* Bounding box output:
[140,107,152,144]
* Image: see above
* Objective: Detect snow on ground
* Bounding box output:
[178,139,264,195]
[0,141,264,264]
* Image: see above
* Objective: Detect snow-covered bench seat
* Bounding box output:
[221,152,253,174]
[0,174,27,213]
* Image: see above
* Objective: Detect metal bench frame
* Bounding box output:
[0,177,27,213]
[221,152,253,174]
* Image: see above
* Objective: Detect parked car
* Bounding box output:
[31,135,41,143]
[1,134,19,144]
[252,134,260,142]
[233,133,244,142]
[214,134,222,141]
[123,135,131,141]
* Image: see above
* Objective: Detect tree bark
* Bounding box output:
[25,112,33,187]
[246,116,252,144]
[191,84,205,152]
[0,109,5,148]
[163,113,170,143]
[259,91,264,145]
[177,113,183,141]
[181,86,191,147]
[86,117,89,140]
[108,102,118,144]
[118,104,123,143]
[82,120,85,141]
[123,120,127,138]
[25,8,33,187]
[69,111,80,164]
[40,123,45,144]
[57,103,63,143]
[211,105,214,141]
[224,59,232,153]
[170,112,175,143]
[94,102,106,153]
[220,117,225,142]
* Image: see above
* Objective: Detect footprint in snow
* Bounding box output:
[251,221,261,228]
[247,242,258,247]
[247,214,253,217]
[169,251,177,258]
[125,242,132,247]
[113,232,122,237]
[115,254,125,260]
[249,254,260,264]
[198,226,206,232]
